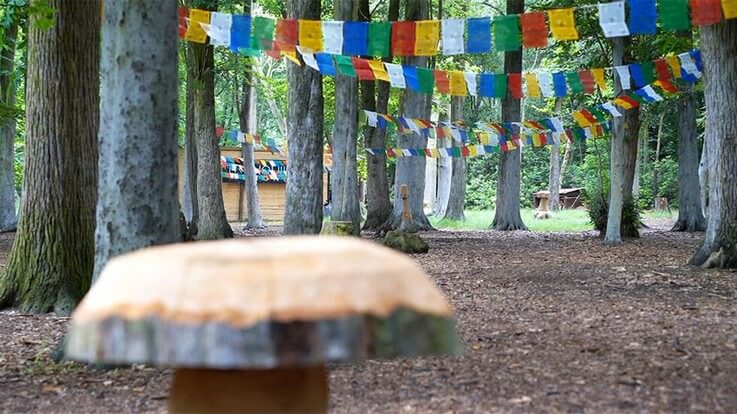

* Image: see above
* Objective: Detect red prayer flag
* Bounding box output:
[352,58,376,80]
[386,148,396,157]
[619,95,640,108]
[215,127,224,137]
[580,108,598,124]
[654,59,672,81]
[539,133,547,146]
[391,21,416,56]
[178,7,189,39]
[265,42,283,60]
[434,70,451,94]
[508,73,523,99]
[500,142,509,152]
[579,70,595,94]
[424,149,433,156]
[521,12,548,48]
[565,130,575,141]
[657,79,679,93]
[690,0,723,25]
[276,19,299,51]
[461,146,471,157]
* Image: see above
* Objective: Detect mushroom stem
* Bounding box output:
[168,365,328,413]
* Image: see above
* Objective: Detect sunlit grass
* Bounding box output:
[641,209,677,219]
[430,208,594,232]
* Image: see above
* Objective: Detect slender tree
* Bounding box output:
[604,37,627,244]
[0,9,19,232]
[444,96,466,221]
[548,98,563,212]
[182,46,198,229]
[690,19,737,268]
[492,0,526,231]
[434,110,452,217]
[283,0,324,234]
[0,0,99,313]
[94,0,181,281]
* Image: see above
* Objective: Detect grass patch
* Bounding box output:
[430,208,594,232]
[641,209,677,219]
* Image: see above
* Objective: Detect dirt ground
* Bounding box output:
[1,218,736,413]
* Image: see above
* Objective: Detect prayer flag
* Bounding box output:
[391,21,416,56]
[276,19,298,52]
[466,17,492,53]
[493,15,521,51]
[322,21,344,55]
[591,68,607,91]
[178,7,188,39]
[299,20,323,52]
[403,66,419,91]
[525,73,542,98]
[598,1,630,37]
[659,0,691,30]
[629,63,646,87]
[207,12,232,47]
[386,63,406,88]
[654,79,679,93]
[434,70,451,94]
[628,0,658,35]
[449,71,467,96]
[638,85,664,101]
[315,53,337,76]
[251,16,275,50]
[185,9,210,44]
[521,12,548,48]
[415,20,440,55]
[614,65,631,90]
[723,0,737,18]
[441,19,465,55]
[479,73,494,97]
[538,72,554,97]
[508,73,523,99]
[654,59,671,81]
[690,0,723,25]
[297,47,318,70]
[465,72,478,96]
[553,72,567,97]
[565,71,584,94]
[665,55,682,77]
[418,68,435,94]
[335,55,357,77]
[343,22,368,56]
[579,70,595,94]
[494,74,508,98]
[548,8,579,41]
[572,111,591,128]
[368,60,390,81]
[230,15,251,52]
[368,22,391,57]
[580,108,599,124]
[589,107,610,123]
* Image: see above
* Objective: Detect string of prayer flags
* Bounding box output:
[466,17,492,53]
[368,60,390,81]
[335,55,356,77]
[614,65,631,90]
[493,15,521,52]
[565,71,584,94]
[548,8,578,41]
[434,70,451,94]
[508,73,523,99]
[553,72,567,97]
[353,58,375,81]
[368,22,391,57]
[299,20,323,51]
[599,1,629,37]
[628,0,658,35]
[252,16,275,50]
[465,72,478,96]
[415,20,440,56]
[178,7,189,38]
[723,0,737,18]
[342,22,368,55]
[186,9,210,44]
[525,73,542,98]
[579,70,596,94]
[386,63,406,88]
[521,12,548,48]
[441,19,465,55]
[659,0,691,30]
[449,71,468,96]
[391,21,416,56]
[322,21,344,55]
[690,0,723,25]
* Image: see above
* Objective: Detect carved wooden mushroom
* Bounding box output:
[65,236,460,413]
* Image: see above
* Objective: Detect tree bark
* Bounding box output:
[434,111,451,217]
[0,18,18,232]
[330,0,361,235]
[620,105,641,238]
[444,96,466,221]
[559,140,573,188]
[94,0,181,283]
[283,0,324,235]
[690,19,737,268]
[183,47,198,227]
[604,37,627,244]
[492,0,527,231]
[0,0,99,314]
[548,98,563,212]
[633,124,646,200]
[362,0,398,231]
[699,137,708,218]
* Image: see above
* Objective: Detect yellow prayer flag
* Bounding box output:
[394,148,404,157]
[613,98,634,110]
[299,20,323,52]
[185,9,211,44]
[431,149,441,158]
[449,71,468,96]
[524,74,541,98]
[533,134,542,147]
[281,51,302,66]
[722,0,737,19]
[414,20,440,56]
[547,8,578,41]
[572,111,591,128]
[368,60,390,82]
[468,146,478,156]
[507,140,517,150]
[665,56,681,78]
[591,68,607,91]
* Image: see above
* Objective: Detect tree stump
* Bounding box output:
[320,221,354,236]
[535,195,553,219]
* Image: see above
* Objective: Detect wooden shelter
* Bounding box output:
[532,188,584,209]
[177,147,330,222]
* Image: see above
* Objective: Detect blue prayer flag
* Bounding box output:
[634,88,655,102]
[628,0,658,35]
[230,15,251,52]
[479,73,494,97]
[691,50,703,71]
[553,72,567,97]
[343,22,369,56]
[629,63,647,88]
[466,17,492,54]
[403,66,420,91]
[315,54,337,76]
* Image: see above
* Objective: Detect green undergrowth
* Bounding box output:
[430,209,594,232]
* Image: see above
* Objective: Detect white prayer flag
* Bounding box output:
[601,102,623,117]
[549,117,565,133]
[407,119,421,134]
[538,72,554,97]
[441,19,465,55]
[364,110,378,127]
[385,63,407,88]
[203,12,232,47]
[401,149,412,156]
[366,148,376,155]
[297,46,320,71]
[322,21,344,55]
[614,65,631,90]
[678,53,702,78]
[583,127,593,139]
[476,145,486,155]
[464,72,477,96]
[641,85,663,101]
[598,2,629,38]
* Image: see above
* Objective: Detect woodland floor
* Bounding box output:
[1,217,737,413]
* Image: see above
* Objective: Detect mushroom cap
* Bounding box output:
[66,236,460,369]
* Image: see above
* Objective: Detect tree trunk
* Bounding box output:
[699,137,708,218]
[362,0,398,231]
[620,106,641,238]
[383,0,433,232]
[633,124,646,200]
[492,0,527,231]
[330,0,361,235]
[283,0,324,235]
[0,18,18,232]
[690,19,737,268]
[548,98,563,212]
[183,48,198,227]
[604,37,627,244]
[444,96,466,221]
[559,140,573,188]
[94,1,181,283]
[0,0,99,314]
[652,112,664,207]
[434,111,451,217]
[672,85,706,232]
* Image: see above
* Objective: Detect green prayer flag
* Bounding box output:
[628,92,649,104]
[493,15,520,52]
[335,56,357,77]
[251,16,275,50]
[589,107,610,123]
[659,0,690,31]
[452,147,461,157]
[641,62,656,85]
[417,68,435,94]
[493,74,507,98]
[565,72,584,94]
[367,21,391,57]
